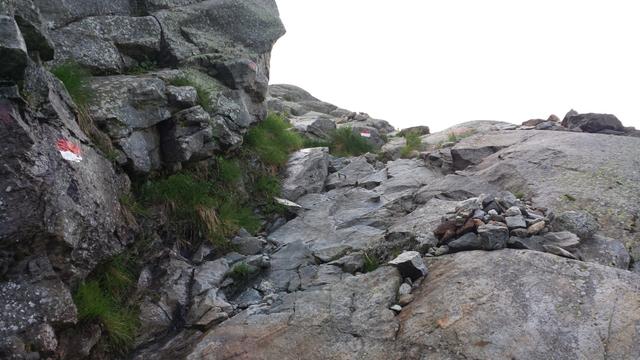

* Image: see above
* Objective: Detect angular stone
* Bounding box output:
[561,112,625,133]
[388,251,428,280]
[448,232,482,252]
[505,206,522,217]
[289,111,337,140]
[398,283,412,296]
[527,220,546,235]
[507,236,545,252]
[192,259,229,295]
[160,106,219,164]
[505,215,527,229]
[477,223,509,250]
[166,85,198,108]
[543,231,580,251]
[543,244,578,259]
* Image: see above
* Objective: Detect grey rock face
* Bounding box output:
[325,156,377,189]
[505,215,527,229]
[281,147,329,201]
[388,251,427,280]
[192,259,229,296]
[50,16,162,73]
[0,16,28,81]
[551,210,599,239]
[398,250,640,360]
[33,0,132,28]
[185,267,402,359]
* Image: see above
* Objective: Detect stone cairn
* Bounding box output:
[432,192,586,260]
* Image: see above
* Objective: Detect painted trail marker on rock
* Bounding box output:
[56,138,82,162]
[360,129,371,138]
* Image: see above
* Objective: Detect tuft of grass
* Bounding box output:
[229,262,254,282]
[400,131,422,158]
[170,76,213,112]
[244,113,303,166]
[215,156,242,183]
[329,127,374,157]
[302,138,331,148]
[562,194,576,202]
[447,129,476,143]
[140,172,260,244]
[51,62,93,106]
[363,252,380,273]
[74,254,139,348]
[513,190,526,200]
[255,174,280,198]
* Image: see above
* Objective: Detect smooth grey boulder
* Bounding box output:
[551,210,599,239]
[398,125,430,137]
[0,16,28,81]
[508,236,545,252]
[575,234,631,270]
[159,106,219,164]
[477,223,509,250]
[388,251,427,280]
[281,147,329,201]
[50,15,162,73]
[562,112,625,133]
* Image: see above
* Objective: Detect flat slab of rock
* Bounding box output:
[281,147,329,201]
[398,250,640,360]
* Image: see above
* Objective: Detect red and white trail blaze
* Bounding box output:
[360,129,371,138]
[56,138,83,162]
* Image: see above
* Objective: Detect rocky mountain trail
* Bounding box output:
[2,0,640,359]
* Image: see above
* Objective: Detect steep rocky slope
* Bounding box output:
[1,0,639,359]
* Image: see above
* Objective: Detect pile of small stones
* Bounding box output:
[431,191,585,259]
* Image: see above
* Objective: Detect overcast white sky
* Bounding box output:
[270,0,640,132]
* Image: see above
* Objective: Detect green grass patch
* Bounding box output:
[74,254,139,349]
[399,131,422,158]
[244,113,303,166]
[447,129,476,143]
[329,127,374,157]
[302,138,331,148]
[140,172,260,245]
[51,61,93,106]
[562,194,576,201]
[215,156,242,183]
[363,252,380,273]
[229,262,254,282]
